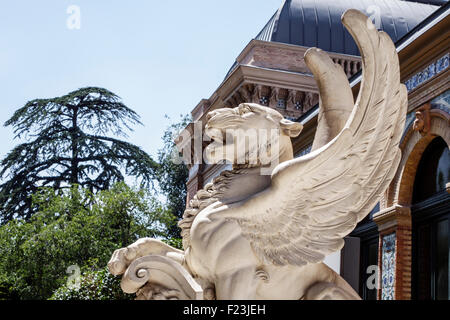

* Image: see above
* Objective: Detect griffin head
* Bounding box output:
[204,103,302,168]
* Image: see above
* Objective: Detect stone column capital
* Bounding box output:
[373,205,411,233]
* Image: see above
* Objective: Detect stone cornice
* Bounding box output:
[398,12,449,81]
[222,65,318,101]
[373,205,412,233]
[186,39,362,128]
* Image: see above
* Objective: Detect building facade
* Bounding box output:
[177,0,450,300]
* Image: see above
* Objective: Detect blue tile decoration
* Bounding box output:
[405,53,449,92]
[295,144,312,158]
[430,90,450,114]
[277,99,286,109]
[259,96,268,105]
[381,233,396,300]
[428,63,435,78]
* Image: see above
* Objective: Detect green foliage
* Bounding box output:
[162,237,183,250]
[0,273,20,300]
[50,266,133,300]
[155,115,190,237]
[0,87,158,222]
[0,90,193,299]
[0,182,175,300]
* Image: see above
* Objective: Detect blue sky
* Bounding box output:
[0,0,282,162]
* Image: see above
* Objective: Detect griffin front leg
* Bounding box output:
[108,237,185,276]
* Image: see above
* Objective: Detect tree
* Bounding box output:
[0,182,175,299]
[0,87,158,222]
[155,115,190,237]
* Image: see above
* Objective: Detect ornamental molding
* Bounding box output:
[404,53,449,93]
[406,70,449,112]
[373,205,412,233]
[385,95,450,208]
[236,39,361,77]
[189,40,363,131]
[412,103,431,136]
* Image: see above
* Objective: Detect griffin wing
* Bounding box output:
[228,9,407,266]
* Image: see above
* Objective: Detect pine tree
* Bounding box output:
[0,87,158,222]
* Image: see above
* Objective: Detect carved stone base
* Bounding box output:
[121,254,203,300]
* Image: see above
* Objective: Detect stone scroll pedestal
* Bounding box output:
[120,255,203,300]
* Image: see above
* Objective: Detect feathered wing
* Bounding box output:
[229,9,408,266]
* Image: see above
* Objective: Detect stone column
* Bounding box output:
[373,205,412,300]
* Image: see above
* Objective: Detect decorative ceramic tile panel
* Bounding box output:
[381,233,396,300]
[430,90,450,114]
[295,144,312,158]
[259,96,268,105]
[404,53,449,92]
[277,99,286,109]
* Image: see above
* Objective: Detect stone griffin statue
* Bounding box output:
[108,10,407,300]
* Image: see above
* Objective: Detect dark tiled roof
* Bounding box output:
[255,0,440,56]
[296,1,450,124]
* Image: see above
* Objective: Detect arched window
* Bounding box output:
[412,136,450,300]
[413,137,450,203]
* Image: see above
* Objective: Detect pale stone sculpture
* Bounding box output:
[108,9,407,300]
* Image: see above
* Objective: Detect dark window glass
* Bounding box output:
[414,218,450,300]
[413,137,450,203]
[417,224,432,300]
[436,220,449,300]
[412,136,450,300]
[360,239,379,300]
[366,242,378,300]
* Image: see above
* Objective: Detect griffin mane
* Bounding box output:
[178,169,246,250]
